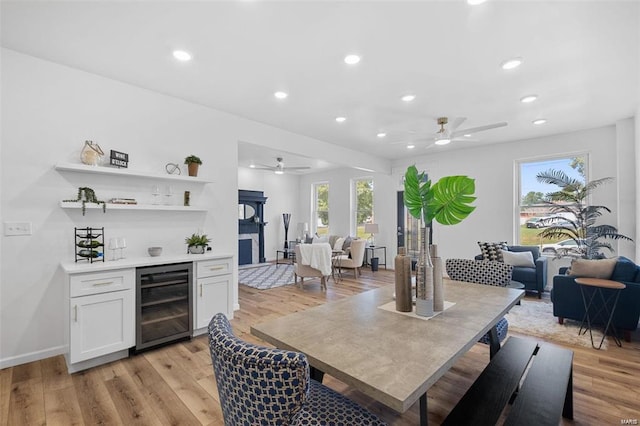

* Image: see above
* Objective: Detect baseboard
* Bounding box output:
[0,345,66,369]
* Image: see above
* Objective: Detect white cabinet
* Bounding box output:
[66,269,135,371]
[194,256,233,333]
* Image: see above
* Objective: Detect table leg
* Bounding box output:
[578,285,597,347]
[488,325,500,359]
[420,392,428,426]
[597,288,623,348]
[310,366,324,383]
[563,364,574,419]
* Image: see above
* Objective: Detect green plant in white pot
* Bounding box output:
[185,232,210,254]
[403,165,477,316]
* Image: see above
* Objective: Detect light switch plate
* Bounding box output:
[4,222,32,236]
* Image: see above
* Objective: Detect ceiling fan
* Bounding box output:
[392,117,508,147]
[253,157,310,174]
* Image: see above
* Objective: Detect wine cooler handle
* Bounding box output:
[74,305,78,322]
[200,283,203,297]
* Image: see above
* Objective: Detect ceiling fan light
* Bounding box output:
[520,94,538,103]
[532,119,547,125]
[435,137,451,146]
[377,132,386,138]
[501,57,523,70]
[406,144,415,149]
[274,170,284,175]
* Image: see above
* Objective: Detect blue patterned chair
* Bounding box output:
[208,313,387,425]
[445,258,514,345]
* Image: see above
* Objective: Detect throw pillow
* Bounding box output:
[333,237,345,251]
[501,250,535,268]
[567,258,617,279]
[478,241,508,262]
[342,236,353,251]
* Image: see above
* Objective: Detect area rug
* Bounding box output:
[238,264,296,290]
[505,299,608,349]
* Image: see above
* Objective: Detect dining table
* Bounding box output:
[251,279,524,426]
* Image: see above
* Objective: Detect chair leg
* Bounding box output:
[299,277,304,289]
[538,290,542,299]
[321,276,326,291]
[558,317,564,325]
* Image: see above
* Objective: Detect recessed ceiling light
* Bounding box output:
[274,91,288,99]
[501,57,523,70]
[274,170,284,175]
[464,134,472,138]
[467,0,487,5]
[335,116,347,123]
[520,94,538,103]
[401,94,416,102]
[344,54,361,65]
[377,132,387,138]
[533,119,547,125]
[172,50,192,61]
[249,163,256,168]
[406,144,415,149]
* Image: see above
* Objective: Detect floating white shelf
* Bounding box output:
[60,202,207,212]
[55,163,213,184]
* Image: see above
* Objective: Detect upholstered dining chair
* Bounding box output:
[294,244,330,290]
[445,258,514,345]
[335,239,366,278]
[208,313,387,426]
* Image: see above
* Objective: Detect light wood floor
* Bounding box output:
[2,268,639,425]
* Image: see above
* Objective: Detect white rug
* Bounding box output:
[506,299,608,349]
[238,264,296,290]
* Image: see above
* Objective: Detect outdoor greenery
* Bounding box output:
[355,179,374,225]
[315,183,329,229]
[536,169,633,258]
[403,165,476,225]
[521,191,546,205]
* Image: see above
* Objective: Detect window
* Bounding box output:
[313,182,329,236]
[517,155,587,245]
[353,178,374,239]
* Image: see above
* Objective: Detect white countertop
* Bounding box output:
[61,252,234,274]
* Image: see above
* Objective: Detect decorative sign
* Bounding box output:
[110,150,129,168]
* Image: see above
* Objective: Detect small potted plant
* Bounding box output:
[185,232,210,254]
[184,155,202,177]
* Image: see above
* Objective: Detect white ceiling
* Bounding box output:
[2,1,639,171]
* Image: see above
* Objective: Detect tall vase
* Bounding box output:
[283,213,291,258]
[415,225,434,317]
[430,244,445,312]
[395,247,413,312]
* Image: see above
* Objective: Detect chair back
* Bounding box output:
[446,258,513,286]
[348,239,367,267]
[208,313,310,425]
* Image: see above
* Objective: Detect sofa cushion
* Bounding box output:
[333,237,345,251]
[501,250,535,268]
[507,245,540,260]
[611,256,638,282]
[512,266,537,284]
[567,258,617,279]
[478,241,508,262]
[342,236,353,251]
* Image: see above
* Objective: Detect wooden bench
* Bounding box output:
[442,336,573,426]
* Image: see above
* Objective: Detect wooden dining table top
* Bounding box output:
[251,279,524,413]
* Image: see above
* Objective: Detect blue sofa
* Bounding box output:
[476,245,548,298]
[550,256,640,342]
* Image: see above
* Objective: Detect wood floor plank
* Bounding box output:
[2,268,639,425]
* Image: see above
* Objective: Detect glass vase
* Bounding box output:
[415,225,434,317]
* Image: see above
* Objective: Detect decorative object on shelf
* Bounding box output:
[80,140,104,166]
[109,150,128,168]
[147,246,162,257]
[118,237,127,259]
[185,232,210,254]
[282,213,291,258]
[297,222,309,242]
[394,247,413,312]
[74,227,104,263]
[184,155,202,177]
[364,223,379,247]
[108,237,120,261]
[151,184,161,205]
[430,244,445,311]
[110,198,137,205]
[63,187,106,215]
[164,185,174,205]
[404,165,476,317]
[165,162,182,175]
[184,191,190,206]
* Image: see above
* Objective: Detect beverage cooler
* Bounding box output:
[135,262,192,351]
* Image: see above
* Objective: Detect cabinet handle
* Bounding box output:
[200,283,203,297]
[92,281,114,287]
[209,266,224,271]
[74,305,78,322]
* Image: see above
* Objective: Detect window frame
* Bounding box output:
[312,181,330,236]
[351,177,374,238]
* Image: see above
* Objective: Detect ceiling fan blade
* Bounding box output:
[284,166,311,170]
[449,117,467,132]
[452,122,507,138]
[253,167,276,171]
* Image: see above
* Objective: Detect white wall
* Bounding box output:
[390,124,637,264]
[238,167,299,260]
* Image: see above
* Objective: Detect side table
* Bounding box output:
[275,249,295,267]
[364,246,387,270]
[575,277,626,349]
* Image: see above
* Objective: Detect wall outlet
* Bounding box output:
[4,222,32,236]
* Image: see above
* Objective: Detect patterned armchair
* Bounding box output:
[208,313,386,425]
[445,259,514,345]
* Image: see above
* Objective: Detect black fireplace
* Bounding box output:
[238,190,267,265]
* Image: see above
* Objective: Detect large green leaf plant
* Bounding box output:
[403,165,476,226]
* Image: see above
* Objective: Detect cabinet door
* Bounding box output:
[70,290,134,363]
[195,275,230,330]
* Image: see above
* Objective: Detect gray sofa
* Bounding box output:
[476,245,548,298]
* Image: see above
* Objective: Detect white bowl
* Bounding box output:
[148,247,163,257]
